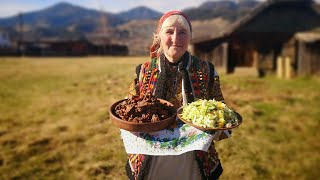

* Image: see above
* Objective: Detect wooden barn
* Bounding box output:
[190,0,320,77]
[14,37,128,56]
[21,39,89,56]
[86,33,129,56]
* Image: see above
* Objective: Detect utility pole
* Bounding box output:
[100,12,107,55]
[18,12,24,56]
[98,4,110,55]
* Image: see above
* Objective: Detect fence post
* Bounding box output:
[277,56,284,78]
[285,56,291,79]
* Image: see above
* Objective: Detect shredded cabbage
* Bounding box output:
[180,99,239,128]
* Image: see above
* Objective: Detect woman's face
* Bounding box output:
[159,20,190,62]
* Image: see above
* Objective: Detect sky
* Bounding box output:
[1,0,319,18]
[0,0,253,18]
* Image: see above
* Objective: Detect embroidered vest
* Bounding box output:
[126,53,224,180]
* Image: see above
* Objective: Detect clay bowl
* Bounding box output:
[109,99,176,132]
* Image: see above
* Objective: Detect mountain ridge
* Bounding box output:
[0,2,161,28]
[0,0,263,55]
[0,1,264,28]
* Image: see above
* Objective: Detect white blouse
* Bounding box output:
[143,151,202,180]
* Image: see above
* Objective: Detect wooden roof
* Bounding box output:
[192,0,320,44]
[295,32,320,42]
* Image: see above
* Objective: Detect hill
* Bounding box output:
[117,6,162,21]
[0,2,162,41]
[0,1,259,34]
[116,20,157,55]
[0,0,263,54]
[184,0,260,21]
[0,2,161,28]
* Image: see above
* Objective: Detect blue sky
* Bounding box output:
[0,0,254,18]
[1,0,319,18]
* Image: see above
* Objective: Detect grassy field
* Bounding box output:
[0,56,319,180]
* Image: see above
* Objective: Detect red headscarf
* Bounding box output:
[150,10,192,59]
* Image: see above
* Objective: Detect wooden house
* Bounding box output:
[14,36,128,56]
[22,39,89,56]
[0,31,11,47]
[86,33,129,56]
[190,0,320,77]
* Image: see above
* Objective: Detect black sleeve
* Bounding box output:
[136,64,142,79]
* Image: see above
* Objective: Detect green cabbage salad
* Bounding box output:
[180,99,239,128]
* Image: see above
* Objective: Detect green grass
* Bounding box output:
[0,57,319,180]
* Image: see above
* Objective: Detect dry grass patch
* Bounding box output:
[0,57,319,180]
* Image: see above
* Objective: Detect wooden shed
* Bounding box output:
[22,39,89,56]
[86,33,129,56]
[294,32,320,75]
[191,0,320,77]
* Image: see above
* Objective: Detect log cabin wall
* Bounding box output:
[191,0,320,76]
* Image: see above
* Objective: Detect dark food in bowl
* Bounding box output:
[114,94,174,123]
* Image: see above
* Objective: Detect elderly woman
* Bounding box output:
[122,10,231,180]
